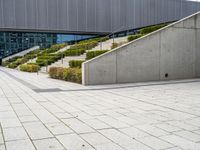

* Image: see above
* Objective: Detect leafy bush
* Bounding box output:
[69,60,85,68]
[128,34,143,42]
[49,67,64,79]
[40,43,66,54]
[20,64,40,72]
[36,53,63,66]
[99,36,109,42]
[63,68,82,83]
[70,41,98,50]
[3,49,42,68]
[15,58,28,65]
[140,24,167,35]
[2,61,9,67]
[49,67,82,83]
[24,49,42,59]
[7,56,22,63]
[86,50,109,60]
[111,43,119,49]
[78,36,109,44]
[51,43,66,50]
[6,57,28,68]
[64,49,85,56]
[8,63,18,69]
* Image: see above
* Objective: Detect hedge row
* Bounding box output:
[20,63,40,72]
[86,50,109,60]
[36,53,63,66]
[78,36,109,44]
[40,43,66,54]
[7,57,28,69]
[140,23,168,35]
[127,34,143,42]
[64,49,85,56]
[111,43,119,49]
[127,24,168,42]
[49,67,82,83]
[70,41,98,51]
[3,49,42,68]
[69,60,85,68]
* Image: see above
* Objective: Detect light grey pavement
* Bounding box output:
[0,67,200,150]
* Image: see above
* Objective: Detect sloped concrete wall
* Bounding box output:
[82,12,200,85]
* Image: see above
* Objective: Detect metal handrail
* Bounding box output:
[99,26,126,50]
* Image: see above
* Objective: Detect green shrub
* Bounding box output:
[6,57,28,68]
[86,50,109,60]
[36,53,63,66]
[128,34,143,42]
[49,67,82,83]
[7,56,22,63]
[20,64,40,72]
[78,36,109,44]
[49,67,64,79]
[36,59,47,66]
[15,58,28,65]
[8,63,18,69]
[63,68,82,83]
[2,61,9,67]
[64,49,85,56]
[24,54,35,60]
[70,41,98,50]
[40,43,66,54]
[111,43,119,49]
[25,49,42,59]
[69,60,85,68]
[99,36,109,42]
[140,24,167,35]
[51,43,66,50]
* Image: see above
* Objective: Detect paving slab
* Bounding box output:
[0,67,200,149]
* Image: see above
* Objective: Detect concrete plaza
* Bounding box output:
[0,67,200,150]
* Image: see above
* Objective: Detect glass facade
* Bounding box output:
[0,32,95,59]
[0,32,57,58]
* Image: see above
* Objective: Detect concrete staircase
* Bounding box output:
[40,54,86,73]
[54,45,70,54]
[92,36,128,50]
[82,11,200,85]
[40,36,129,73]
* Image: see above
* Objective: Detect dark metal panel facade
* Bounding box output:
[0,0,200,34]
[26,0,37,29]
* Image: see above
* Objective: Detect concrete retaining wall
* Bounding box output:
[82,12,200,85]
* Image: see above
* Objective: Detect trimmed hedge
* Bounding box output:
[3,49,42,68]
[127,34,143,42]
[2,61,9,67]
[7,57,28,68]
[126,24,168,42]
[7,56,22,63]
[78,36,109,44]
[70,41,98,50]
[49,67,82,84]
[8,63,18,69]
[20,64,40,72]
[111,43,119,49]
[36,53,63,66]
[140,24,167,35]
[69,60,85,68]
[86,50,109,60]
[64,49,85,56]
[41,43,66,54]
[24,50,41,60]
